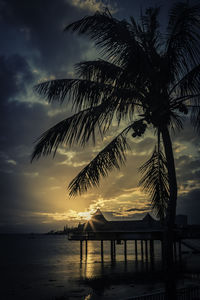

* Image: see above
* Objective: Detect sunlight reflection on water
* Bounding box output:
[0,234,171,300]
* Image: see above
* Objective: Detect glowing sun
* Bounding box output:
[78,210,95,221]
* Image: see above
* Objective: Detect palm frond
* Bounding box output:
[170,111,183,133]
[34,79,74,103]
[139,147,169,220]
[68,128,131,196]
[170,64,200,97]
[34,77,145,125]
[166,2,200,82]
[65,10,146,67]
[31,103,117,161]
[75,59,124,85]
[34,79,111,109]
[169,63,200,132]
[140,7,161,50]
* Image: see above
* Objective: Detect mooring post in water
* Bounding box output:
[145,240,148,261]
[110,240,114,260]
[101,240,104,261]
[178,239,182,262]
[124,240,127,261]
[135,240,138,260]
[113,240,116,260]
[161,239,165,268]
[85,240,88,257]
[150,239,154,263]
[80,240,83,261]
[141,240,144,261]
[173,241,177,261]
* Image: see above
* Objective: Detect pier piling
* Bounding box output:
[80,240,83,261]
[101,240,104,261]
[141,240,144,261]
[179,240,182,261]
[145,240,148,261]
[111,240,115,260]
[124,240,127,261]
[150,240,154,263]
[135,240,138,260]
[73,229,189,264]
[85,240,88,257]
[113,240,116,259]
[173,241,177,261]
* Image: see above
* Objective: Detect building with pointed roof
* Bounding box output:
[83,210,161,233]
[69,210,191,264]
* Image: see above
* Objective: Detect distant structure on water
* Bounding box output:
[70,209,190,262]
[78,209,188,233]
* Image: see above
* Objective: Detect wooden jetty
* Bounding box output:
[68,210,200,262]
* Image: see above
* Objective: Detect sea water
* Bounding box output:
[0,234,194,299]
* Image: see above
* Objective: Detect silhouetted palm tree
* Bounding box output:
[32,3,200,298]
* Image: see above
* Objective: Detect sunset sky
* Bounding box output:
[1,0,200,233]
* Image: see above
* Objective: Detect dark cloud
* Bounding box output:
[0,207,67,233]
[0,0,95,235]
[103,210,149,221]
[0,54,33,104]
[0,54,67,234]
[0,0,92,75]
[0,0,200,233]
[0,53,39,163]
[126,205,151,212]
[177,189,200,224]
[175,155,200,189]
[130,137,155,154]
[173,118,200,147]
[1,102,46,151]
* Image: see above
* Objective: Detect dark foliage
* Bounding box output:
[32,2,200,220]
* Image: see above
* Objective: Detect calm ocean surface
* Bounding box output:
[0,234,195,300]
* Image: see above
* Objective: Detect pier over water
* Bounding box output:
[68,209,200,263]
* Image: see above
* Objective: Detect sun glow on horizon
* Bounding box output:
[34,208,97,222]
[77,209,96,220]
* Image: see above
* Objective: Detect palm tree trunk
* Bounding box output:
[161,126,177,228]
[161,125,178,300]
